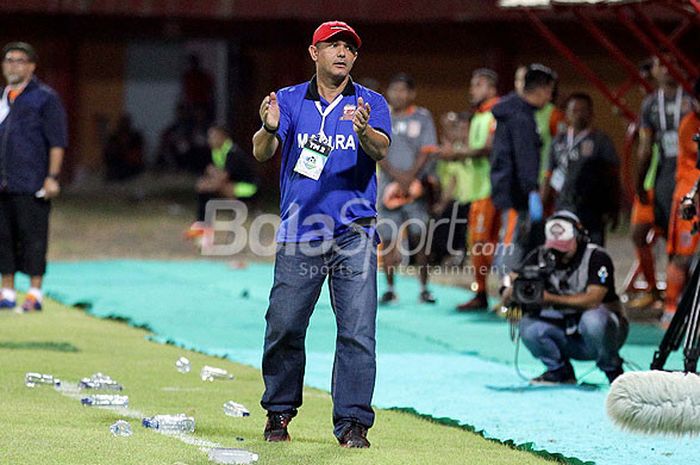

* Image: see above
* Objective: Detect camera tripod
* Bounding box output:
[651,256,700,372]
[651,133,700,373]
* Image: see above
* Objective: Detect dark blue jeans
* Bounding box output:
[519,306,629,372]
[261,229,377,437]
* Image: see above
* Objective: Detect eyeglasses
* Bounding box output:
[3,58,29,65]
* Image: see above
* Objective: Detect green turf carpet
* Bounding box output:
[18,260,697,465]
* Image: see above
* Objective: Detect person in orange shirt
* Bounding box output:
[665,78,700,322]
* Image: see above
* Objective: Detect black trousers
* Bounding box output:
[0,193,50,276]
[430,201,469,264]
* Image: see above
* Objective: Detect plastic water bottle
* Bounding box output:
[200,365,234,382]
[223,401,250,418]
[176,356,191,373]
[79,373,123,391]
[207,448,259,464]
[81,394,129,407]
[110,420,133,437]
[25,372,61,388]
[142,414,195,434]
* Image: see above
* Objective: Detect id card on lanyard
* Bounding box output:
[293,94,343,180]
[550,128,589,192]
[658,89,682,158]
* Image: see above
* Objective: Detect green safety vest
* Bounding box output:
[211,139,233,170]
[211,138,258,198]
[535,102,556,184]
[462,108,495,202]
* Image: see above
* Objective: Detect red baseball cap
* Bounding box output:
[312,21,362,49]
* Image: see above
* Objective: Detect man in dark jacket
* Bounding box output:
[491,64,556,274]
[0,42,68,312]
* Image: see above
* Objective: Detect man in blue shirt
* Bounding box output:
[0,42,67,312]
[252,20,391,448]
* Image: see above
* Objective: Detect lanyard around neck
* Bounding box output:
[566,127,590,151]
[658,88,682,132]
[314,94,344,140]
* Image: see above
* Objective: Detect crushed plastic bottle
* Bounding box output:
[25,372,61,388]
[207,448,259,464]
[110,420,133,437]
[79,372,123,391]
[200,365,234,382]
[223,401,250,418]
[81,394,129,407]
[142,414,195,434]
[176,356,191,374]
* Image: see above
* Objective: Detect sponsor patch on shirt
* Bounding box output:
[597,266,609,284]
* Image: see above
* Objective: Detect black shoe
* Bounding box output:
[337,422,370,448]
[604,366,624,383]
[419,290,436,304]
[456,292,488,312]
[530,362,577,385]
[380,291,398,305]
[264,412,293,442]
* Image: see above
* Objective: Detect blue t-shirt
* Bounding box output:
[274,76,391,243]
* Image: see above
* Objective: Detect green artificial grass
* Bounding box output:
[0,299,556,465]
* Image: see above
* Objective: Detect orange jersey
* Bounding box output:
[676,112,700,194]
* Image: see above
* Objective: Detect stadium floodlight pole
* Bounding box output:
[524,9,637,122]
[630,4,699,79]
[574,10,655,94]
[615,7,695,95]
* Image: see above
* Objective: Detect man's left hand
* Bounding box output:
[353,97,371,136]
[43,177,60,199]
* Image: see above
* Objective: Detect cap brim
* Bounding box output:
[545,238,576,253]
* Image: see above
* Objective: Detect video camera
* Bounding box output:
[680,133,700,231]
[511,250,557,313]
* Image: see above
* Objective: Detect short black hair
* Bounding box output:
[388,72,416,90]
[2,42,37,63]
[523,64,556,92]
[472,68,498,87]
[565,92,593,110]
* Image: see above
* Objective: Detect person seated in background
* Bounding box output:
[502,211,628,385]
[103,114,145,182]
[186,125,258,237]
[541,93,620,246]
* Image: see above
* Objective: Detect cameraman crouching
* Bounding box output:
[503,211,628,385]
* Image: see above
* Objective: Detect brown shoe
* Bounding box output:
[264,412,293,442]
[337,422,370,448]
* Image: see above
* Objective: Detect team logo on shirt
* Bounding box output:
[407,120,422,138]
[340,104,356,121]
[598,266,609,284]
[581,140,594,157]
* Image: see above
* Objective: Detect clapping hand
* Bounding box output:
[353,97,371,136]
[260,92,280,131]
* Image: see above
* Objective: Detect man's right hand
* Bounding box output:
[259,92,280,131]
